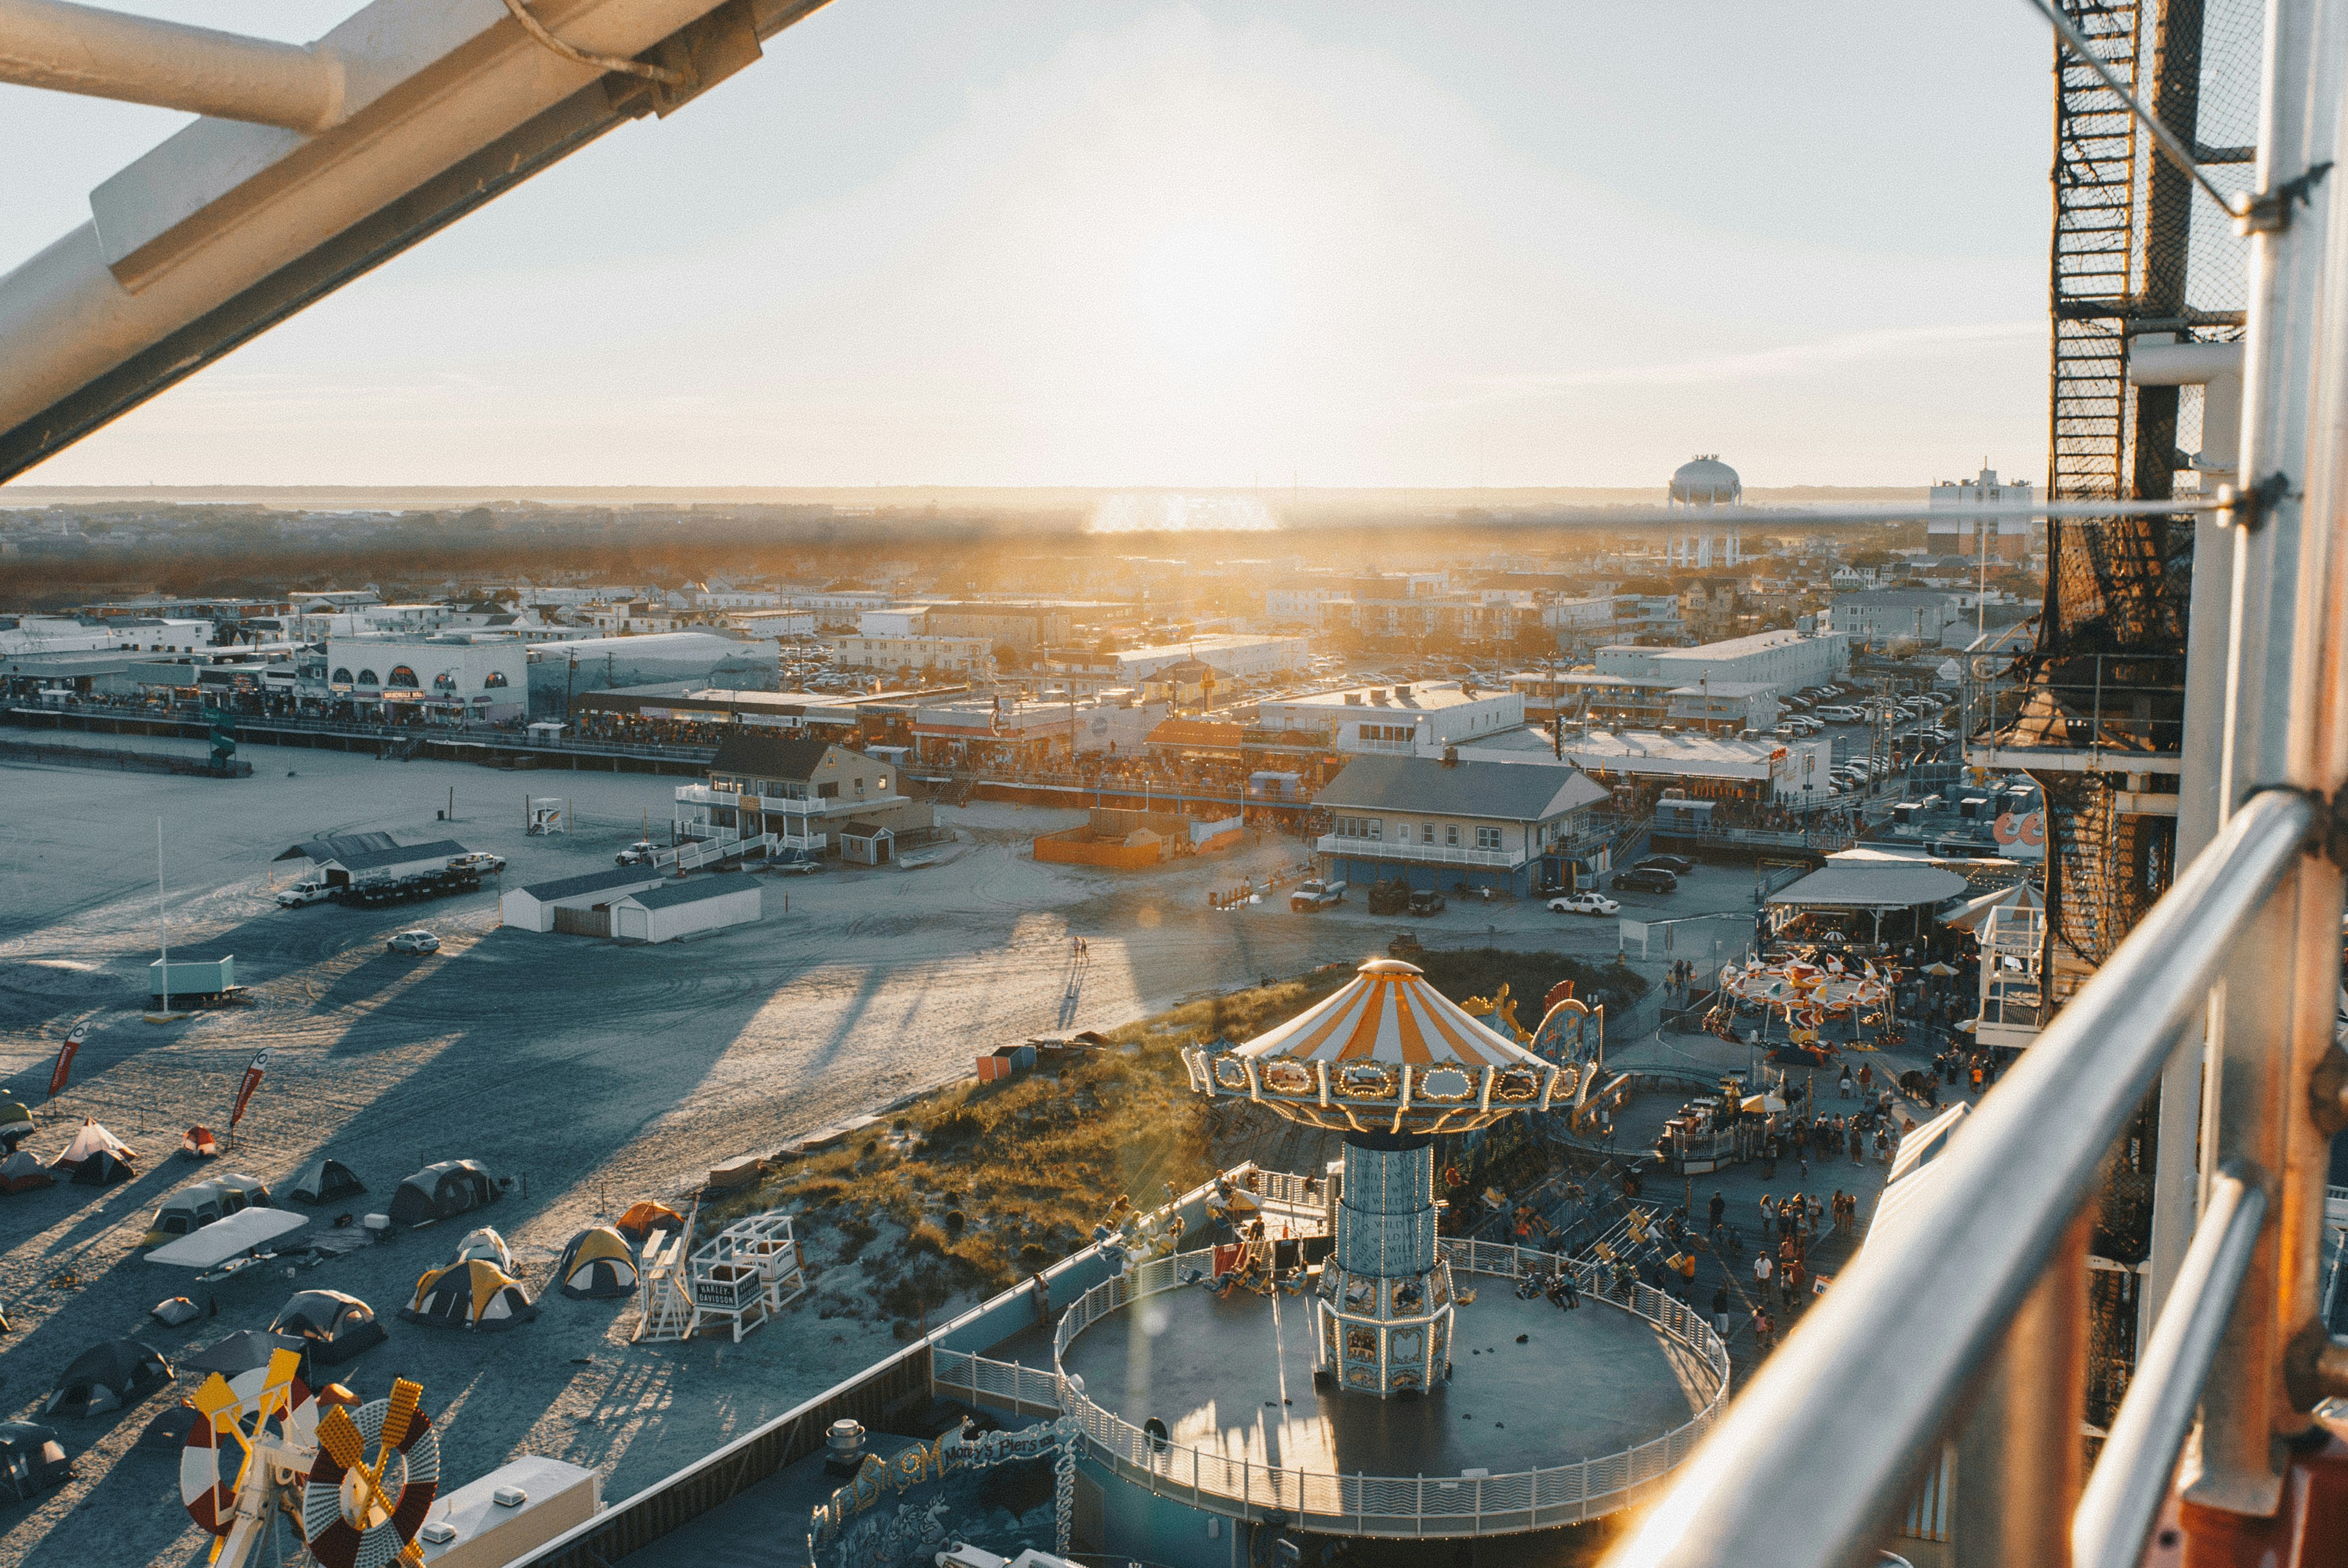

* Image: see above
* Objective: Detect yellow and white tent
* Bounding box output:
[399,1259,536,1331]
[556,1227,640,1299]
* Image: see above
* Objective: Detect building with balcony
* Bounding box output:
[1256,681,1523,757]
[1311,753,1609,896]
[674,734,931,855]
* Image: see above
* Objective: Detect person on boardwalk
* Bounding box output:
[1752,1248,1774,1302]
[1712,1284,1732,1339]
[1707,1190,1726,1238]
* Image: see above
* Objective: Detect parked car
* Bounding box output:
[770,855,823,876]
[274,879,333,908]
[1612,867,1678,894]
[1816,706,1864,723]
[1289,879,1345,912]
[1547,891,1620,917]
[1406,889,1447,916]
[386,929,440,955]
[449,852,505,874]
[615,840,657,865]
[1638,854,1695,874]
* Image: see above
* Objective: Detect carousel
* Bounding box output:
[1706,951,1905,1058]
[1180,958,1561,1397]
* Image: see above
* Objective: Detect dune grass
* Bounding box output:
[709,948,1644,1336]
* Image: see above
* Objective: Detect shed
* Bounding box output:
[838,820,894,866]
[499,865,668,934]
[609,873,763,944]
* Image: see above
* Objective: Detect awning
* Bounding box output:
[146,1207,308,1268]
[1941,880,2044,933]
[1764,864,1970,910]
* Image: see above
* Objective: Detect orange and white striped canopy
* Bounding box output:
[1234,959,1544,1069]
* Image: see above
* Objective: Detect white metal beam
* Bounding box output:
[0,0,345,130]
[0,0,824,479]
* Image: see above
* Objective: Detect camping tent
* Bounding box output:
[387,1160,497,1228]
[134,1404,199,1452]
[399,1260,536,1331]
[270,1291,386,1366]
[181,1126,219,1159]
[182,1330,306,1379]
[0,1151,55,1193]
[615,1201,683,1245]
[150,1298,201,1328]
[0,1102,31,1151]
[71,1148,134,1186]
[144,1174,271,1246]
[53,1120,133,1172]
[288,1156,365,1205]
[145,1207,309,1269]
[0,1423,73,1503]
[450,1227,513,1271]
[43,1340,172,1417]
[556,1227,640,1299]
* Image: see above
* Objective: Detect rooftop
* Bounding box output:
[1313,754,1608,821]
[1273,681,1508,713]
[515,865,667,902]
[709,733,838,780]
[1467,727,1790,767]
[619,872,763,909]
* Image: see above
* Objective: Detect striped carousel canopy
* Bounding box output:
[1241,959,1542,1069]
[1182,959,1560,1136]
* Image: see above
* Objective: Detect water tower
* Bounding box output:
[1667,454,1744,569]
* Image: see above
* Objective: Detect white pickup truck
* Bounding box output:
[274,879,333,907]
[1289,879,1346,912]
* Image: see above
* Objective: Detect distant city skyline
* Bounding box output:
[1,3,2053,489]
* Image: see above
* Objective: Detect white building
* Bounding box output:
[612,872,763,943]
[322,634,527,719]
[1928,465,2036,560]
[0,616,118,655]
[500,866,669,933]
[827,632,994,677]
[1461,725,1835,805]
[856,609,928,638]
[1255,681,1524,755]
[1594,629,1848,699]
[731,611,817,639]
[1830,589,1966,646]
[1110,635,1307,684]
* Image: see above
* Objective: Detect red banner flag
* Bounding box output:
[229,1047,272,1130]
[46,1023,86,1100]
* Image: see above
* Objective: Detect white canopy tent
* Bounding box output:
[146,1207,308,1269]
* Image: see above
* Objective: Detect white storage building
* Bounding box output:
[611,872,763,943]
[500,866,669,933]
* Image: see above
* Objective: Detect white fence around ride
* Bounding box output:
[931,1238,1731,1538]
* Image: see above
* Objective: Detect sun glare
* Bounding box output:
[1088,492,1278,532]
[1129,223,1282,363]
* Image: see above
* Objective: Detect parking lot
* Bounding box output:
[0,737,1718,1567]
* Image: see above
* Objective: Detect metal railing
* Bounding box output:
[1313,834,1521,869]
[942,1241,1730,1538]
[1603,788,2322,1568]
[1604,9,2348,1556]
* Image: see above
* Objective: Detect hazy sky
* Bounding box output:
[2,3,2055,489]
